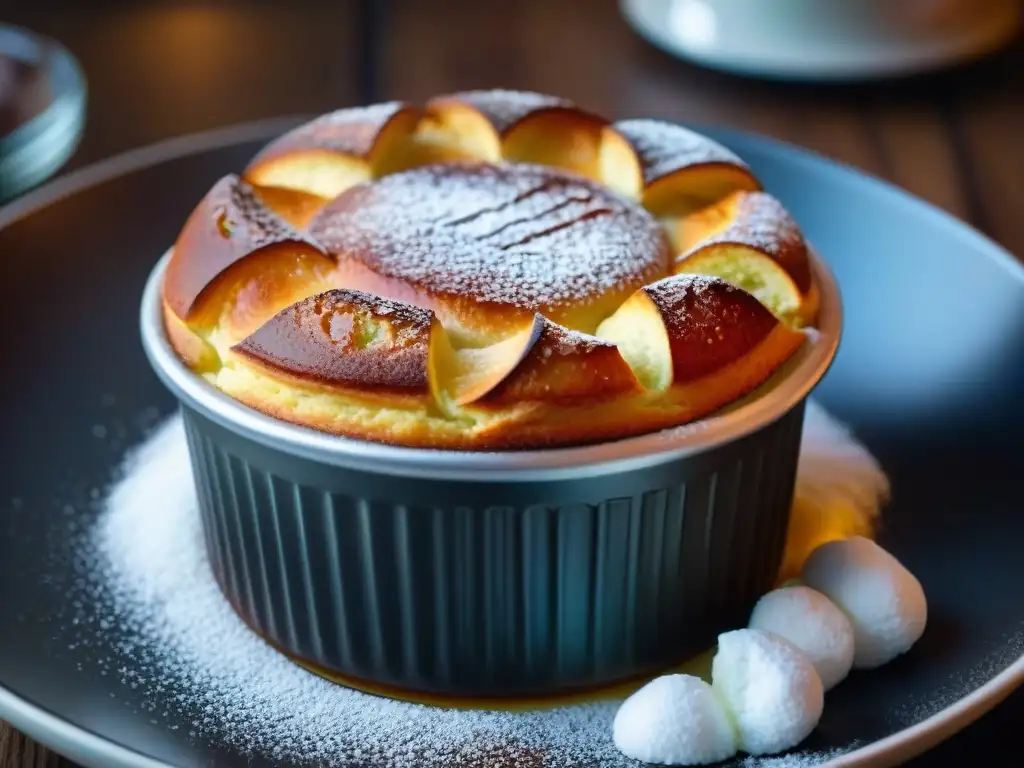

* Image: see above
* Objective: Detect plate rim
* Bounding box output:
[1,117,1022,768]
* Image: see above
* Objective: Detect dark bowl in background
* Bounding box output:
[0,24,85,203]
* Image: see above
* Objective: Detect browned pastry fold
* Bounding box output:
[597,274,806,415]
[670,190,817,325]
[421,90,612,179]
[161,90,819,450]
[606,119,762,214]
[249,184,330,230]
[431,313,641,407]
[234,289,434,394]
[640,274,784,383]
[308,161,670,344]
[429,90,577,137]
[674,190,811,291]
[162,173,328,322]
[243,102,424,198]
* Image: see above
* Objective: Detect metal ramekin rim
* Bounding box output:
[140,248,841,481]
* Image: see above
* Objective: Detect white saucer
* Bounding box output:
[621,0,1021,81]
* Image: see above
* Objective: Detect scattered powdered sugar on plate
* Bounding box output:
[68,400,890,767]
[86,417,623,767]
[887,627,1024,728]
[739,747,861,767]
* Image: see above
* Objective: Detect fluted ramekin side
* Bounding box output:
[179,402,804,696]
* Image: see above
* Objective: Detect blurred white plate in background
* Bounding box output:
[621,0,1021,81]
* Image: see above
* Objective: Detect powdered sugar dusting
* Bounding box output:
[613,119,750,184]
[228,175,326,254]
[689,191,811,293]
[724,192,801,257]
[87,417,627,767]
[252,102,408,162]
[315,287,436,333]
[310,161,669,311]
[642,273,780,381]
[888,628,1024,727]
[537,319,613,356]
[741,747,861,766]
[59,400,897,766]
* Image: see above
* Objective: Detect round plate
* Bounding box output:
[0,119,1022,768]
[0,24,86,202]
[620,0,1022,81]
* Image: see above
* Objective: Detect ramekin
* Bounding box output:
[140,249,841,698]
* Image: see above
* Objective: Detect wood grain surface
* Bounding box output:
[1,0,1022,765]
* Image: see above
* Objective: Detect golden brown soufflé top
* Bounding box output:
[161,90,820,449]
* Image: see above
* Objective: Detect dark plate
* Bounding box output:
[0,120,1021,768]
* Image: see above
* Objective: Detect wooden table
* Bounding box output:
[1,1,1022,764]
